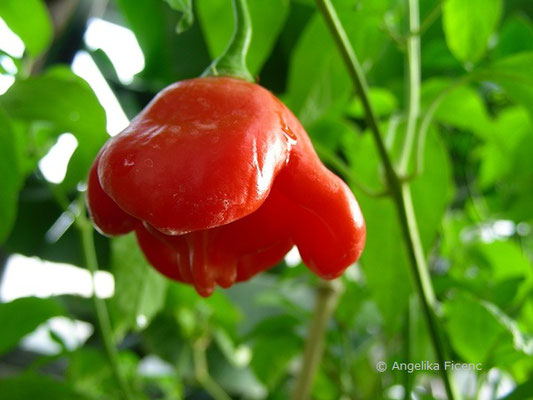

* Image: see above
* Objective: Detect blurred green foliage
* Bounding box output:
[0,0,533,399]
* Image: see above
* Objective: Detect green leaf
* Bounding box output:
[67,348,142,399]
[0,297,65,356]
[308,116,359,152]
[163,0,193,33]
[286,13,350,125]
[0,108,22,243]
[166,283,242,334]
[1,175,111,268]
[0,0,52,57]
[340,130,411,330]
[481,300,533,357]
[142,314,188,365]
[244,314,301,340]
[245,312,302,388]
[465,238,533,307]
[346,87,398,119]
[478,107,531,188]
[335,279,379,332]
[286,1,390,125]
[408,297,435,364]
[345,129,452,331]
[197,0,290,75]
[110,233,168,338]
[411,130,455,254]
[67,349,110,398]
[0,374,90,400]
[493,129,533,222]
[494,15,533,59]
[357,195,412,331]
[210,358,267,399]
[213,328,243,366]
[501,378,533,400]
[445,292,507,362]
[342,130,385,192]
[0,67,108,190]
[250,335,301,388]
[421,39,463,74]
[481,52,533,119]
[475,240,533,282]
[312,367,342,400]
[115,0,211,87]
[444,292,533,365]
[421,79,493,138]
[442,0,502,64]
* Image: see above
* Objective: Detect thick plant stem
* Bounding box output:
[202,0,253,81]
[75,200,132,400]
[400,0,438,310]
[292,280,341,400]
[399,0,421,174]
[398,185,457,400]
[315,0,457,399]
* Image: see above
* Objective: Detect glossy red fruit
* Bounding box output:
[87,77,366,296]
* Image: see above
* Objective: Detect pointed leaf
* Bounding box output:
[442,0,502,64]
[481,52,533,119]
[0,108,22,242]
[110,234,168,338]
[163,0,194,33]
[0,67,108,190]
[0,297,65,356]
[0,374,90,400]
[0,0,52,57]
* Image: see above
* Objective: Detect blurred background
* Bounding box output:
[0,0,533,399]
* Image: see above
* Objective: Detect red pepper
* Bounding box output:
[87,77,365,296]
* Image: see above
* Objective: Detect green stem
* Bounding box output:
[410,0,444,37]
[202,0,253,81]
[193,335,232,400]
[314,0,398,191]
[292,280,341,400]
[403,301,412,400]
[413,75,472,177]
[385,114,401,151]
[44,184,132,400]
[315,1,458,399]
[75,198,133,400]
[399,0,421,174]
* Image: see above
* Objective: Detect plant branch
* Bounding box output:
[399,0,421,174]
[292,280,342,400]
[43,182,132,400]
[315,1,457,399]
[74,196,133,400]
[314,0,399,191]
[385,114,401,150]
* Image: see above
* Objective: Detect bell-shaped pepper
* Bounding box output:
[87,77,366,296]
